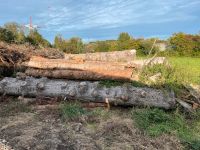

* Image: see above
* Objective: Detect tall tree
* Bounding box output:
[4,22,26,43]
[26,30,51,47]
[66,37,84,54]
[0,27,15,43]
[117,32,132,50]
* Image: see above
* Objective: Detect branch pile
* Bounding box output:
[0,41,64,66]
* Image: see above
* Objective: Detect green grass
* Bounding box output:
[60,103,88,120]
[132,108,200,150]
[169,57,200,84]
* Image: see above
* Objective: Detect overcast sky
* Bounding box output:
[0,0,200,42]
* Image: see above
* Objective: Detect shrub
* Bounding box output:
[0,27,15,43]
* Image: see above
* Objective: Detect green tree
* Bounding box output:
[26,30,51,47]
[94,41,110,52]
[0,27,15,43]
[137,39,159,56]
[168,32,200,56]
[117,32,132,50]
[4,22,26,43]
[66,37,84,53]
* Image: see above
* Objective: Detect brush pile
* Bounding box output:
[0,41,64,66]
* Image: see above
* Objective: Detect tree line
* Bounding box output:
[0,22,200,56]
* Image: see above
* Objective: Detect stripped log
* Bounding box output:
[24,56,167,70]
[64,49,136,62]
[24,56,129,70]
[25,68,138,81]
[0,77,175,109]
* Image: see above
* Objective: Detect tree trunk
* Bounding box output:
[64,49,136,62]
[25,68,138,81]
[0,77,175,109]
[24,56,130,70]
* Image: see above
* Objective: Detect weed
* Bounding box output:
[60,103,87,120]
[91,108,111,120]
[132,108,200,149]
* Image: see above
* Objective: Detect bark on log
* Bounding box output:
[25,68,138,81]
[0,77,175,109]
[64,49,136,62]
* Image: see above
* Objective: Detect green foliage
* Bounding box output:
[60,103,87,120]
[66,37,84,53]
[139,64,183,93]
[94,41,110,52]
[4,22,25,43]
[168,32,200,56]
[54,35,84,53]
[26,30,51,47]
[137,39,159,56]
[117,32,132,50]
[132,108,200,149]
[0,27,15,43]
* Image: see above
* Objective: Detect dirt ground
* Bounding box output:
[0,97,183,150]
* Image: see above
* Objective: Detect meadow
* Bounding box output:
[169,57,200,84]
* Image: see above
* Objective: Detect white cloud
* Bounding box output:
[36,0,200,32]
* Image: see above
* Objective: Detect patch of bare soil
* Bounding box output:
[0,98,183,150]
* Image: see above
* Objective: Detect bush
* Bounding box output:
[0,27,15,43]
[168,33,200,56]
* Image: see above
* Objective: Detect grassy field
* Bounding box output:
[169,57,200,84]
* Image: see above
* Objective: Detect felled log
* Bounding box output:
[0,77,175,109]
[25,56,167,70]
[24,56,129,70]
[64,49,136,62]
[25,68,138,81]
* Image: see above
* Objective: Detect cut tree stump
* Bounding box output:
[0,77,175,109]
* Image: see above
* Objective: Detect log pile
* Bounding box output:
[0,44,175,109]
[23,55,138,81]
[23,54,166,81]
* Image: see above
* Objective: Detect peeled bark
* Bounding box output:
[64,49,136,62]
[0,77,175,109]
[25,68,138,81]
